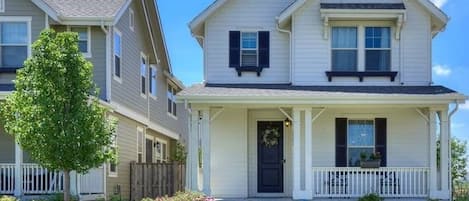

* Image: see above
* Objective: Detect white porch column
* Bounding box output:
[186,110,200,191]
[304,109,313,198]
[201,108,211,195]
[292,108,301,199]
[14,143,23,196]
[439,110,451,199]
[429,109,438,198]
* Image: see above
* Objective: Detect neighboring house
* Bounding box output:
[178,0,467,200]
[0,0,187,200]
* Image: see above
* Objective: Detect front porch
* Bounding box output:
[0,131,105,199]
[185,105,452,200]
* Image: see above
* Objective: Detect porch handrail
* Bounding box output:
[0,163,15,194]
[22,163,64,194]
[312,167,429,198]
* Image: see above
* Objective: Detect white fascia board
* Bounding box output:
[188,0,228,35]
[417,0,449,25]
[163,70,185,90]
[112,0,133,25]
[111,101,180,140]
[177,94,467,105]
[31,0,60,22]
[277,0,307,25]
[59,17,114,26]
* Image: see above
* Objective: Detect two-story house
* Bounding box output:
[0,0,187,200]
[178,0,467,200]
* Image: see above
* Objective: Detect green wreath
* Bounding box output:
[262,127,280,147]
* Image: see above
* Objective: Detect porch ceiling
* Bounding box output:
[177,83,467,105]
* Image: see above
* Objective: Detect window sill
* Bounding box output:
[235,66,264,77]
[167,112,178,120]
[325,71,398,82]
[0,67,21,73]
[113,75,122,83]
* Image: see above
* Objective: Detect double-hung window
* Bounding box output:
[365,27,391,71]
[167,84,176,117]
[347,120,375,167]
[241,32,258,67]
[70,27,90,56]
[0,21,29,68]
[113,30,122,80]
[331,27,357,71]
[140,54,147,96]
[149,66,157,97]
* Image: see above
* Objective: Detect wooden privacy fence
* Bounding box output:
[130,162,185,201]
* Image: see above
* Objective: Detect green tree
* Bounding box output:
[0,29,116,201]
[437,137,468,186]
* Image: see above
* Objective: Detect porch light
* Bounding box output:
[284,118,291,127]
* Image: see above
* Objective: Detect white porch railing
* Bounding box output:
[79,167,104,195]
[0,164,15,194]
[312,167,429,198]
[22,163,64,194]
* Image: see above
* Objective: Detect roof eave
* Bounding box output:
[189,0,228,37]
[417,0,449,35]
[277,0,307,25]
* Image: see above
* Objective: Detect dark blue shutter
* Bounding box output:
[375,118,387,167]
[258,31,270,68]
[229,31,240,68]
[335,118,347,167]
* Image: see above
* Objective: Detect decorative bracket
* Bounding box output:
[395,14,406,40]
[322,15,329,40]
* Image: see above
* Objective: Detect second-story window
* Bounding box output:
[365,27,391,71]
[241,32,257,67]
[113,30,122,80]
[70,27,90,56]
[331,27,357,71]
[140,54,147,96]
[149,66,157,97]
[1,22,28,68]
[167,84,176,117]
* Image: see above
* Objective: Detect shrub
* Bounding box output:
[153,191,214,201]
[358,193,383,201]
[0,196,17,201]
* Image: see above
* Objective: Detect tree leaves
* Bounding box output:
[0,29,117,174]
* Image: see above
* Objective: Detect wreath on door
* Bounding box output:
[262,126,280,147]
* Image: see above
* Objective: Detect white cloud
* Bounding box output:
[430,0,449,8]
[433,65,452,76]
[460,103,469,110]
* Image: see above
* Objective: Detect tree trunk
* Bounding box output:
[64,170,71,201]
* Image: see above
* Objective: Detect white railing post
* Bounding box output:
[304,109,313,198]
[292,108,301,199]
[14,143,23,196]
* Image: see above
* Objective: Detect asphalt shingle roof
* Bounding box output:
[320,3,406,10]
[43,0,127,18]
[178,84,458,97]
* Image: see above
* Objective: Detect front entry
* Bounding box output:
[257,121,284,193]
[146,138,153,163]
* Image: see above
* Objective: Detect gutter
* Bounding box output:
[276,20,292,84]
[100,20,112,102]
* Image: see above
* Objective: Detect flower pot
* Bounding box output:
[360,160,381,168]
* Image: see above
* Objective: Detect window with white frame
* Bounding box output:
[167,84,176,117]
[109,131,118,176]
[347,120,375,167]
[140,54,147,96]
[113,30,122,79]
[331,27,357,71]
[129,8,135,31]
[241,32,257,66]
[365,27,391,71]
[137,127,144,163]
[149,66,157,97]
[70,27,90,56]
[154,140,168,163]
[0,21,29,68]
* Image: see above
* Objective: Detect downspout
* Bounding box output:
[101,20,112,102]
[276,19,292,84]
[448,101,459,197]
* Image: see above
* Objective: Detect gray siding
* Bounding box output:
[0,0,46,85]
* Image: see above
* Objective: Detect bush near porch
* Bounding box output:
[454,182,469,201]
[142,191,214,201]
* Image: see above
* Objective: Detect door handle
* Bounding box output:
[282,159,286,164]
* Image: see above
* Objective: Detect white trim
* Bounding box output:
[129,8,135,32]
[0,17,32,67]
[112,0,133,25]
[68,26,92,58]
[113,28,122,83]
[30,0,59,22]
[110,101,180,140]
[137,126,144,163]
[141,0,160,65]
[189,0,228,35]
[277,0,306,25]
[45,13,49,29]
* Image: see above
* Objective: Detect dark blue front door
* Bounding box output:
[257,121,284,193]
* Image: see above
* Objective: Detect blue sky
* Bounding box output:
[159,0,469,141]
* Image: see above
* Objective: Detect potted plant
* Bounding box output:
[360,152,381,168]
